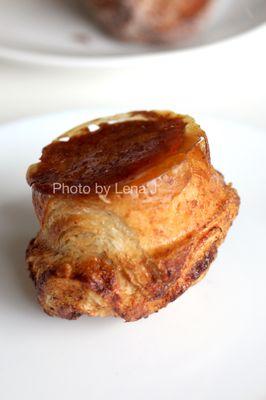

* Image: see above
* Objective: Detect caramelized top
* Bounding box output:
[27,111,202,195]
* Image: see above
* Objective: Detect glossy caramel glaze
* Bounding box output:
[27,111,204,194]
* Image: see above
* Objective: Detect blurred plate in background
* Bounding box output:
[0,0,265,67]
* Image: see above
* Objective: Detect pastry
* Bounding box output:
[26,110,239,321]
[83,0,210,43]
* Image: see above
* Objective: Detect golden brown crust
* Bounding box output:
[26,111,239,321]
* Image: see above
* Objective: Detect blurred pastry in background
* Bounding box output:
[82,0,211,43]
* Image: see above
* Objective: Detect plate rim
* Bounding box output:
[0,23,265,68]
[1,108,265,138]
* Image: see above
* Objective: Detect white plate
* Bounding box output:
[0,110,265,400]
[0,0,265,67]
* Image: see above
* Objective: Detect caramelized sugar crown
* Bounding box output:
[27,111,205,194]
